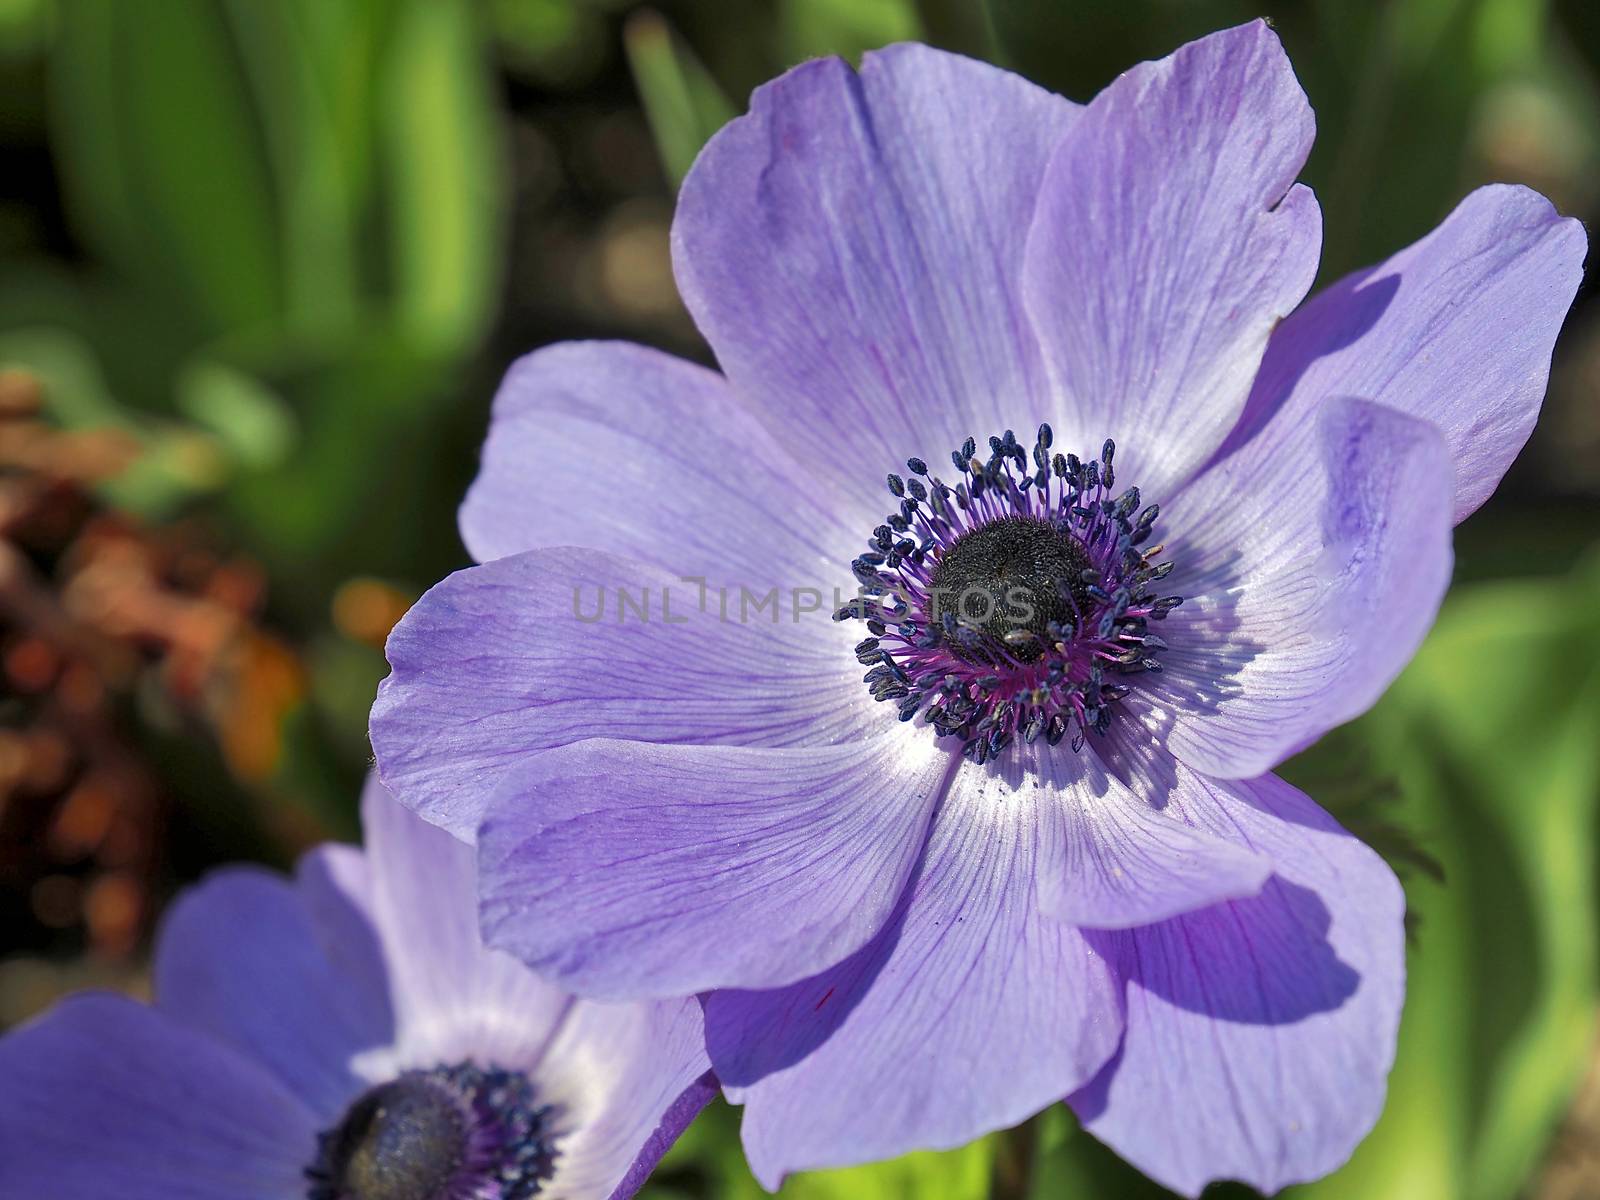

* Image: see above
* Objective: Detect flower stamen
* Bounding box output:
[306,1062,558,1200]
[838,429,1182,763]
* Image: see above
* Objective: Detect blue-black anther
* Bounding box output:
[839,427,1180,762]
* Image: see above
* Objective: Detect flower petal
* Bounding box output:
[673,44,1078,490]
[1147,395,1455,780]
[1069,770,1405,1197]
[293,842,394,1035]
[702,762,1121,1187]
[0,994,317,1200]
[356,776,576,1071]
[1031,743,1271,928]
[536,998,716,1200]
[460,341,856,574]
[601,1071,721,1200]
[153,867,389,1121]
[1021,20,1321,497]
[477,730,953,999]
[372,547,872,840]
[1233,184,1585,523]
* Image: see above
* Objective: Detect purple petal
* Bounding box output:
[1069,770,1405,1197]
[673,44,1078,490]
[477,731,953,998]
[703,764,1121,1187]
[294,843,393,1036]
[1146,396,1455,780]
[357,776,576,1070]
[1021,20,1321,498]
[602,1071,720,1200]
[459,341,856,574]
[1029,741,1271,928]
[153,867,388,1121]
[372,546,872,840]
[0,994,317,1199]
[536,998,715,1200]
[1233,184,1585,523]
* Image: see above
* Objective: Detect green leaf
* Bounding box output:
[979,0,1261,97]
[639,1098,996,1200]
[378,0,505,359]
[624,9,737,188]
[488,0,610,86]
[215,329,457,586]
[0,0,52,56]
[50,0,282,332]
[50,0,503,362]
[1027,1105,1172,1198]
[779,0,923,64]
[781,1138,995,1200]
[218,0,391,335]
[911,0,997,59]
[176,359,298,470]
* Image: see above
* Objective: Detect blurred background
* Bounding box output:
[0,1,1596,1197]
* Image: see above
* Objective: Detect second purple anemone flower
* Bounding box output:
[0,782,715,1200]
[370,20,1586,1197]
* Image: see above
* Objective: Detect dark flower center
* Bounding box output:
[837,428,1183,763]
[926,514,1093,662]
[306,1063,557,1200]
[317,1077,462,1200]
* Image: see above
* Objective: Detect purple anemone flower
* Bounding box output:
[369,20,1585,1197]
[0,781,715,1200]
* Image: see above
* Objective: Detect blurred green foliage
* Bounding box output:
[647,1099,997,1200]
[2,0,1598,1196]
[2,0,509,823]
[4,0,504,596]
[624,9,734,186]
